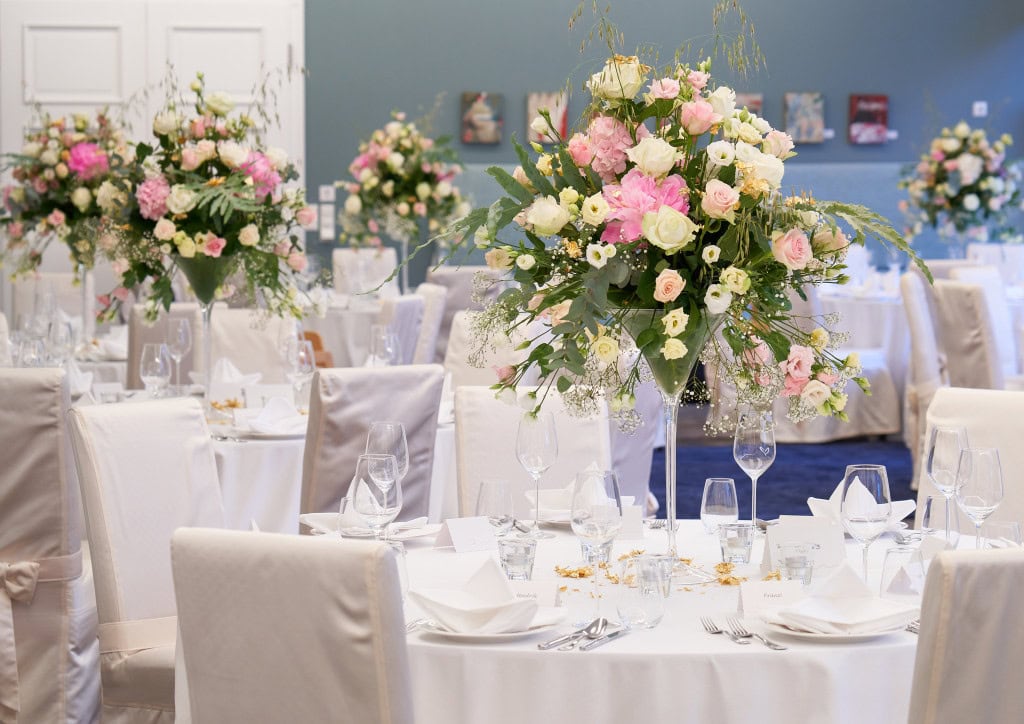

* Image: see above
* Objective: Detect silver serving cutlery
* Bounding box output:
[580,627,630,651]
[538,617,606,651]
[557,617,609,651]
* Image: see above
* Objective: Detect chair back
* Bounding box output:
[302,365,445,518]
[901,272,947,482]
[210,308,292,383]
[0,311,10,366]
[933,281,1002,389]
[425,264,506,360]
[444,310,544,389]
[127,302,203,390]
[920,259,979,280]
[332,247,400,298]
[949,265,1018,379]
[172,529,412,724]
[412,282,447,364]
[844,243,871,286]
[303,330,334,368]
[377,294,425,365]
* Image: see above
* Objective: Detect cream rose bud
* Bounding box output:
[176,236,197,258]
[558,187,581,208]
[940,137,961,154]
[954,121,971,139]
[516,253,536,271]
[812,227,849,254]
[653,268,686,303]
[530,116,549,135]
[661,338,688,361]
[238,223,260,247]
[581,193,610,226]
[642,205,699,254]
[166,185,198,215]
[473,227,491,249]
[204,91,234,116]
[39,149,59,166]
[809,327,829,351]
[962,193,981,211]
[21,142,41,158]
[772,228,813,270]
[701,245,721,264]
[218,141,249,168]
[344,195,363,215]
[661,308,690,337]
[70,187,92,212]
[153,111,179,136]
[526,195,570,236]
[586,244,608,268]
[592,335,620,365]
[484,247,513,271]
[705,140,736,167]
[762,130,795,159]
[437,181,453,197]
[153,218,176,241]
[626,136,679,178]
[704,284,733,314]
[707,86,737,119]
[396,201,410,216]
[512,165,535,192]
[701,179,740,223]
[720,266,751,294]
[588,55,648,100]
[800,379,831,408]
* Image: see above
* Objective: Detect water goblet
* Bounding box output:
[285,338,316,409]
[167,318,193,394]
[140,343,172,397]
[570,469,623,567]
[516,412,558,540]
[926,426,969,545]
[733,407,775,530]
[954,447,1004,549]
[365,421,409,484]
[700,477,738,534]
[475,480,515,537]
[47,321,75,365]
[920,495,960,548]
[840,464,892,583]
[350,453,402,541]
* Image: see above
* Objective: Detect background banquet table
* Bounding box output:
[404,522,918,724]
[301,296,381,368]
[211,433,306,534]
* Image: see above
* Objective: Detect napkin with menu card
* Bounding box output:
[233,397,307,435]
[764,564,918,635]
[807,479,915,531]
[409,559,544,634]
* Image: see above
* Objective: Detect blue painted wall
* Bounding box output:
[304,0,1024,263]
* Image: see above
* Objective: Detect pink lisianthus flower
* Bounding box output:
[782,373,809,397]
[686,70,710,90]
[781,345,815,380]
[648,78,680,100]
[930,150,945,162]
[493,365,516,384]
[136,176,171,220]
[203,233,226,258]
[348,152,373,177]
[816,370,839,386]
[96,293,111,308]
[287,251,307,272]
[67,142,109,180]
[600,169,689,243]
[413,202,427,216]
[742,337,773,368]
[241,152,282,200]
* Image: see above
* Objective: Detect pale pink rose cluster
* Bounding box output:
[771,228,813,270]
[600,169,689,243]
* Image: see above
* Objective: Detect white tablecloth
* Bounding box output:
[76,359,127,385]
[302,296,380,367]
[404,522,917,724]
[211,434,305,534]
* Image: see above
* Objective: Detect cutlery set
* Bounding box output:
[537,617,630,651]
[701,616,787,650]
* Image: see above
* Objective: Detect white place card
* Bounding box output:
[762,515,846,573]
[739,580,805,617]
[619,505,645,540]
[434,517,497,553]
[509,580,559,607]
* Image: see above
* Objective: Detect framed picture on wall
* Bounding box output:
[784,92,825,144]
[848,94,889,145]
[526,91,569,143]
[460,92,504,145]
[735,92,763,116]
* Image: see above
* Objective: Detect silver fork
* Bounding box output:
[700,616,749,645]
[727,617,787,650]
[906,619,920,635]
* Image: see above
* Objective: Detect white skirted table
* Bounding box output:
[211,434,306,534]
[301,295,381,367]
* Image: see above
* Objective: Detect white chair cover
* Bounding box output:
[425,265,507,360]
[127,303,203,390]
[444,310,544,389]
[11,271,96,340]
[843,244,870,286]
[609,380,661,510]
[919,259,979,280]
[453,386,612,518]
[302,365,445,519]
[914,386,1024,528]
[377,294,425,365]
[0,312,10,366]
[933,281,1004,389]
[332,247,400,298]
[68,398,225,724]
[0,369,99,723]
[1002,245,1024,283]
[908,548,1024,724]
[965,242,1010,281]
[211,308,292,384]
[949,265,1021,378]
[412,282,448,364]
[172,529,412,724]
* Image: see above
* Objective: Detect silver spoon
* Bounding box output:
[558,617,609,651]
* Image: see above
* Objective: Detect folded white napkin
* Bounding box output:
[99,326,128,359]
[409,559,539,634]
[807,479,915,532]
[766,564,918,635]
[234,397,307,435]
[189,358,262,385]
[65,360,94,397]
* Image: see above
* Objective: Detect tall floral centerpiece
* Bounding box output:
[338,111,469,291]
[899,121,1021,256]
[98,73,315,397]
[1,110,128,336]
[448,54,923,555]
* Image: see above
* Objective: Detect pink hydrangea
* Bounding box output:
[241,152,282,200]
[67,142,109,180]
[600,169,689,243]
[567,132,595,167]
[588,115,637,183]
[136,176,170,220]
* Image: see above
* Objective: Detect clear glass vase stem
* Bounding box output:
[200,302,213,408]
[661,390,683,558]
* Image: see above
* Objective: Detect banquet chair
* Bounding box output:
[843,243,871,286]
[172,529,412,724]
[0,369,100,722]
[68,398,225,724]
[377,294,425,365]
[332,247,400,298]
[425,264,507,361]
[127,302,203,390]
[919,259,979,281]
[453,386,613,518]
[900,273,948,487]
[302,330,334,368]
[0,311,10,365]
[302,364,445,519]
[949,265,1024,377]
[412,282,448,364]
[609,379,661,512]
[908,548,1024,724]
[211,307,293,383]
[444,310,543,389]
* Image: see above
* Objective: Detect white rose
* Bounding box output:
[751,116,771,134]
[707,86,737,119]
[592,335,620,365]
[204,91,234,116]
[196,139,217,161]
[396,201,410,215]
[387,152,405,172]
[70,187,92,212]
[705,140,735,167]
[801,379,832,409]
[588,55,648,100]
[265,147,288,170]
[641,205,699,253]
[940,137,961,154]
[416,182,432,201]
[516,254,536,270]
[526,195,570,236]
[954,121,971,139]
[39,149,59,166]
[625,136,679,178]
[381,180,395,197]
[96,180,127,213]
[581,193,610,226]
[720,266,751,294]
[238,223,260,246]
[747,151,785,188]
[218,141,249,168]
[485,248,513,271]
[962,193,980,211]
[704,284,733,314]
[799,210,820,228]
[153,111,179,136]
[166,185,197,214]
[21,142,41,158]
[153,218,176,241]
[437,181,453,197]
[957,154,984,186]
[702,245,721,264]
[344,195,363,215]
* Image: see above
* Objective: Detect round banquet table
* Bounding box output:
[404,521,918,724]
[211,434,305,534]
[302,295,380,367]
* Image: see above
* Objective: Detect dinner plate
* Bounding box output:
[339,524,442,541]
[762,621,909,642]
[419,621,561,643]
[227,427,307,440]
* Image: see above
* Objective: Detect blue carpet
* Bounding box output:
[649,439,914,521]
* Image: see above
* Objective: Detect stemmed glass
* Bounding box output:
[475,480,515,537]
[733,407,775,530]
[954,447,1004,549]
[47,321,75,365]
[350,453,402,541]
[167,318,192,395]
[365,421,409,485]
[285,338,316,409]
[516,411,558,540]
[368,324,401,366]
[925,426,969,545]
[840,464,892,583]
[140,343,172,397]
[920,495,960,548]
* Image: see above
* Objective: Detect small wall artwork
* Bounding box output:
[848,94,889,145]
[460,92,504,145]
[784,92,825,144]
[734,92,763,116]
[526,91,569,143]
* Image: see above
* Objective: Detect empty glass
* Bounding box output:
[167,318,192,394]
[497,537,537,581]
[368,324,401,366]
[475,480,515,537]
[18,338,46,367]
[733,407,775,529]
[285,338,316,408]
[775,542,820,585]
[840,464,892,583]
[46,321,74,365]
[350,453,402,540]
[982,521,1022,548]
[139,343,172,397]
[880,546,927,601]
[926,426,969,545]
[615,556,666,629]
[516,412,558,540]
[718,522,755,564]
[700,477,738,534]
[955,447,1004,549]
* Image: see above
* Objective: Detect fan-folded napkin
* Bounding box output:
[234,397,306,435]
[807,479,915,531]
[299,511,427,537]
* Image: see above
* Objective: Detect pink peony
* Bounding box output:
[296,206,317,228]
[136,176,170,220]
[600,169,689,243]
[567,132,595,167]
[679,100,721,135]
[287,251,307,272]
[588,115,637,183]
[781,345,815,380]
[771,228,813,270]
[203,233,226,258]
[648,78,680,100]
[67,142,109,180]
[241,152,282,200]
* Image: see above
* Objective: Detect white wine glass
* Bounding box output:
[475,480,515,537]
[700,477,738,534]
[733,407,775,530]
[925,426,968,545]
[920,495,960,548]
[840,464,892,583]
[277,318,305,366]
[955,447,1004,549]
[368,324,401,366]
[365,421,409,484]
[285,338,316,408]
[140,343,172,397]
[167,318,192,394]
[351,453,402,541]
[47,320,75,365]
[516,411,558,540]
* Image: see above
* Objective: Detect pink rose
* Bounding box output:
[816,370,839,386]
[648,78,680,100]
[190,117,208,139]
[493,365,516,383]
[567,132,595,167]
[653,268,685,303]
[700,179,740,221]
[274,240,291,257]
[771,228,813,270]
[287,251,307,272]
[180,147,201,171]
[930,150,945,161]
[136,176,171,221]
[413,202,427,216]
[367,219,380,233]
[203,233,226,258]
[67,142,109,180]
[781,373,809,397]
[215,122,228,137]
[679,100,721,135]
[33,178,48,194]
[296,206,317,228]
[781,345,814,380]
[112,286,129,302]
[47,209,66,226]
[762,130,794,159]
[686,70,710,90]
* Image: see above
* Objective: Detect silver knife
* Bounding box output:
[580,628,630,651]
[537,624,592,650]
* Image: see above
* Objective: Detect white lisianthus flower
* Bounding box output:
[601,243,616,261]
[204,91,234,117]
[800,379,831,408]
[387,152,405,172]
[707,86,737,119]
[704,284,733,314]
[735,122,762,144]
[588,55,649,100]
[581,193,610,226]
[751,116,771,134]
[473,227,491,249]
[831,391,849,412]
[734,141,759,164]
[954,121,971,139]
[153,218,176,241]
[218,141,249,168]
[496,388,518,406]
[641,205,699,253]
[153,111,179,136]
[70,187,92,212]
[344,195,363,215]
[526,195,570,236]
[661,308,690,337]
[416,182,432,201]
[21,142,41,158]
[166,185,198,215]
[705,140,735,167]
[516,254,536,271]
[962,193,981,211]
[720,266,751,294]
[592,335,620,365]
[96,181,127,213]
[625,136,679,178]
[530,116,549,136]
[661,338,688,360]
[702,245,721,264]
[238,223,260,247]
[586,244,608,268]
[265,147,288,170]
[844,352,862,373]
[518,393,537,412]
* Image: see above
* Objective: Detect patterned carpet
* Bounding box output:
[648,438,915,521]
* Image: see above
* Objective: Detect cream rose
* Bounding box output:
[265,147,288,170]
[70,187,92,212]
[238,223,260,247]
[701,179,740,223]
[642,206,699,254]
[661,338,688,361]
[812,226,849,255]
[581,193,610,226]
[21,142,41,158]
[153,111,179,136]
[704,284,733,314]
[526,196,570,236]
[204,91,234,116]
[661,308,690,337]
[588,55,649,100]
[416,182,432,201]
[344,194,363,215]
[720,266,751,294]
[653,268,686,303]
[387,152,405,172]
[39,150,59,166]
[771,228,813,270]
[516,254,536,271]
[218,141,249,168]
[746,151,785,188]
[96,181,127,213]
[165,185,197,215]
[626,136,679,178]
[153,218,176,241]
[485,247,514,271]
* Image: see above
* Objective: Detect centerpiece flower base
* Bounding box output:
[175,254,237,406]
